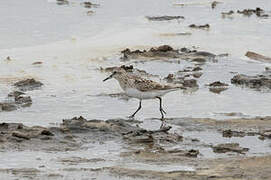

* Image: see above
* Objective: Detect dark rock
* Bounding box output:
[14,78,43,91]
[212,143,249,154]
[146,16,184,21]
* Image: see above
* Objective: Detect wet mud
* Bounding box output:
[1,115,271,179]
[1,0,271,179]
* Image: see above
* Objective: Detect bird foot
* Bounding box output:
[160,108,167,114]
[159,118,166,129]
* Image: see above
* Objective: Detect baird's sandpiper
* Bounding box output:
[103,67,184,120]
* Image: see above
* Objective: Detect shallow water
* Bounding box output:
[1,0,271,179]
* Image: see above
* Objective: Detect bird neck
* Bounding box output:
[114,73,132,90]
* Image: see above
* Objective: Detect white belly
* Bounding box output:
[125,88,171,99]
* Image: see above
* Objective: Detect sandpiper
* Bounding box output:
[103,67,184,120]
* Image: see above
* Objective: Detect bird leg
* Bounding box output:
[157,97,166,119]
[129,99,142,118]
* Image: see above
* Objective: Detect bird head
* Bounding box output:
[103,68,126,82]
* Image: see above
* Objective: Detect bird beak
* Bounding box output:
[103,73,113,82]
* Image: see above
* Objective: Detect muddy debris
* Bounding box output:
[164,73,199,89]
[121,45,216,62]
[206,81,229,94]
[222,129,246,138]
[13,78,43,91]
[56,0,69,5]
[122,126,184,144]
[245,51,271,62]
[221,10,234,18]
[32,61,43,65]
[237,7,268,17]
[258,130,271,140]
[0,91,32,112]
[231,73,271,90]
[177,67,203,79]
[189,24,210,30]
[207,81,229,87]
[212,143,249,154]
[146,16,184,21]
[81,2,99,8]
[0,103,17,112]
[86,10,94,16]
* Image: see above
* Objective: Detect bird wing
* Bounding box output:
[133,76,179,92]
